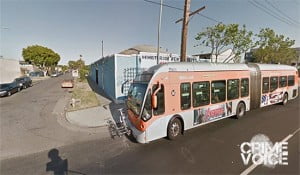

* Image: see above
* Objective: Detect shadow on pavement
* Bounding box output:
[46,148,86,175]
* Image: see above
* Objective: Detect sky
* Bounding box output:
[1,0,300,65]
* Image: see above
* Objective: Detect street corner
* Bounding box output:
[65,106,111,128]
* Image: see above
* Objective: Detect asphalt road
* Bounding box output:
[0,74,108,160]
[0,76,299,175]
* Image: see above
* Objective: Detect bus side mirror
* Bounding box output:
[151,82,161,109]
[152,94,157,109]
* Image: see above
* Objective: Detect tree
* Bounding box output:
[68,60,77,69]
[76,58,85,69]
[79,65,90,81]
[195,23,255,63]
[253,28,296,64]
[68,59,85,70]
[68,56,89,81]
[22,45,60,68]
[61,65,68,72]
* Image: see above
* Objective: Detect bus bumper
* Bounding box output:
[126,118,147,143]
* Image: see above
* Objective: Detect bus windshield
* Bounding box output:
[127,83,148,116]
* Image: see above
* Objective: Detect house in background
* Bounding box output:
[19,60,35,75]
[0,58,21,84]
[0,57,46,84]
[193,49,240,63]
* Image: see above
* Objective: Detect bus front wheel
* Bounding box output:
[282,93,288,105]
[236,102,246,119]
[167,118,182,140]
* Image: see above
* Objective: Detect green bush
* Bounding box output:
[79,67,89,81]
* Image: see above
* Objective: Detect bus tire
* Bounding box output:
[282,93,288,105]
[167,118,182,140]
[236,102,246,119]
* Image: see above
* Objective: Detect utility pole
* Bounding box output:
[176,0,205,62]
[180,0,191,62]
[101,40,104,58]
[157,0,163,64]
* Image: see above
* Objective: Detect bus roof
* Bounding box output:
[145,62,297,75]
[257,64,297,71]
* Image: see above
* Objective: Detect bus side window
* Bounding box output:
[153,84,165,115]
[288,75,295,86]
[279,76,287,87]
[192,81,210,107]
[241,78,249,97]
[262,77,269,93]
[227,79,239,100]
[180,83,191,110]
[270,76,278,92]
[211,80,226,104]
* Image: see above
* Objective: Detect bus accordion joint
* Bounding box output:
[152,82,161,109]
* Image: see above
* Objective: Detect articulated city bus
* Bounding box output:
[126,63,298,143]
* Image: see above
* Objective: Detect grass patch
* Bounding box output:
[68,79,100,111]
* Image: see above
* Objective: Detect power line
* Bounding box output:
[254,0,299,26]
[248,0,297,27]
[144,0,183,11]
[143,0,220,23]
[265,0,300,25]
[252,0,295,26]
[253,0,299,27]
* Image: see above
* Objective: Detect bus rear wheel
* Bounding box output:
[236,102,246,119]
[167,118,182,140]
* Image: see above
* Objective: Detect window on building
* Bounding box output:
[153,84,165,115]
[192,81,210,107]
[211,80,226,104]
[180,83,191,110]
[227,79,239,100]
[270,76,278,92]
[241,78,249,97]
[262,77,270,93]
[288,75,295,86]
[279,76,287,88]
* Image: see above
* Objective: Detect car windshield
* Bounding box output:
[126,83,148,116]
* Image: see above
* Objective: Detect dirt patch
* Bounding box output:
[67,79,100,111]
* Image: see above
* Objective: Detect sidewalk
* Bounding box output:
[66,106,110,127]
[65,77,125,128]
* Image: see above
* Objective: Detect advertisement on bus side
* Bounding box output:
[193,102,233,125]
[261,91,284,106]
